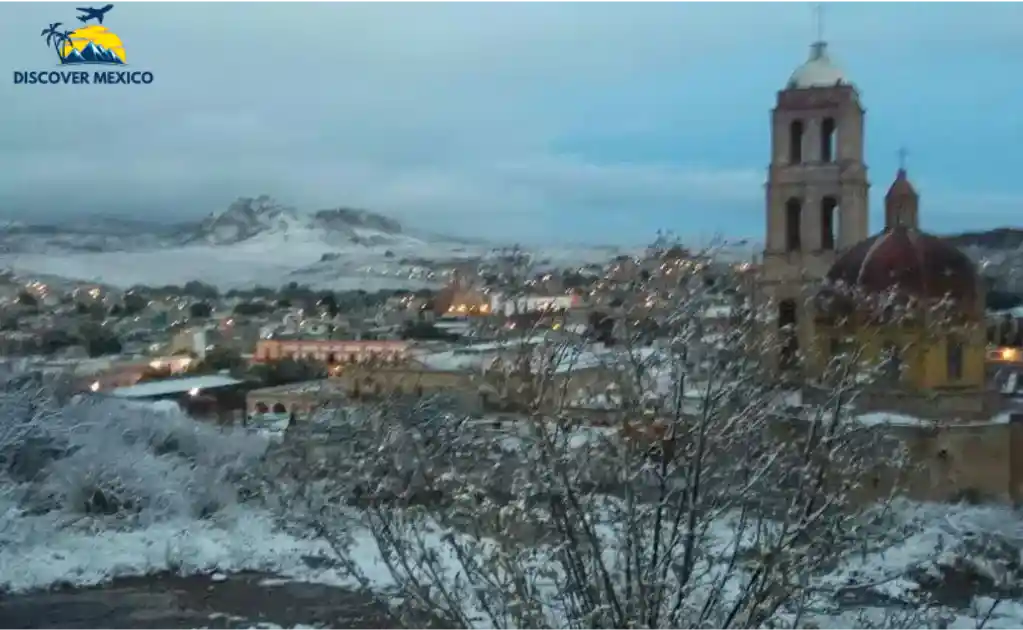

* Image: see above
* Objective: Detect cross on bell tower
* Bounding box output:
[814,3,825,43]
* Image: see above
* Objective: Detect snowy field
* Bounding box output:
[0,230,623,291]
[5,393,1023,628]
[0,231,429,291]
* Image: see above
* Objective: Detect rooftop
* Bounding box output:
[109,374,244,399]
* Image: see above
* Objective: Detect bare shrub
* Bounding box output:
[261,241,989,628]
[0,370,270,526]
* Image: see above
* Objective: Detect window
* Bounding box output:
[788,119,804,164]
[882,342,902,383]
[779,299,797,329]
[821,196,838,251]
[779,299,798,368]
[947,338,964,381]
[829,336,851,358]
[785,198,802,252]
[820,117,836,163]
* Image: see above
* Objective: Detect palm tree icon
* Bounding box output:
[40,22,71,63]
[59,29,76,61]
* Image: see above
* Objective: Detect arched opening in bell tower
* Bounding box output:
[788,120,804,164]
[785,198,802,252]
[778,299,798,368]
[820,117,837,163]
[821,196,839,250]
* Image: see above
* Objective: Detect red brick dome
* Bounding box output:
[825,225,979,305]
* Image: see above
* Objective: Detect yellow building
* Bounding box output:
[812,168,988,418]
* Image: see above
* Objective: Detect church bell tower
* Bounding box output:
[761,27,870,371]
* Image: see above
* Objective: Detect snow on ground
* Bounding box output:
[0,239,334,290]
[4,396,1023,627]
[204,612,322,629]
[0,502,380,594]
[3,493,1023,628]
[0,234,622,291]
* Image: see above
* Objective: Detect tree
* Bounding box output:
[39,329,78,355]
[400,321,458,341]
[74,301,105,320]
[183,280,219,300]
[189,346,246,376]
[248,357,327,388]
[261,240,1001,630]
[15,291,37,308]
[122,292,148,316]
[77,324,122,357]
[233,301,272,316]
[40,22,69,62]
[588,310,614,344]
[189,302,213,319]
[319,292,340,318]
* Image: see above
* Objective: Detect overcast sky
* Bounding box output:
[2,2,1022,244]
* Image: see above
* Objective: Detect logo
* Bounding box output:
[13,4,154,86]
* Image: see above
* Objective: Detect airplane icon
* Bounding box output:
[75,4,113,25]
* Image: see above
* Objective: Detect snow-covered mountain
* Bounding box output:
[183,195,419,247]
[0,196,425,255]
[184,196,304,245]
[0,196,506,289]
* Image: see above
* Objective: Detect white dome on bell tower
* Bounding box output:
[786,41,848,89]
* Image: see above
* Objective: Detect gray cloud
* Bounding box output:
[2,3,1022,243]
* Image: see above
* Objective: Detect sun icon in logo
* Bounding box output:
[61,25,126,64]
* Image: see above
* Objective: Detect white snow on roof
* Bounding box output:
[1003,372,1019,395]
[411,335,554,372]
[109,374,244,398]
[851,411,1016,429]
[414,341,659,376]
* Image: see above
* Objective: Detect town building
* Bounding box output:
[433,270,492,317]
[253,339,410,366]
[104,373,250,424]
[246,336,631,419]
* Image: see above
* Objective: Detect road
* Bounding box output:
[0,571,401,629]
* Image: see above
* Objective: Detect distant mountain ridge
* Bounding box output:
[944,228,1023,251]
[182,195,413,246]
[1,200,1019,258]
[0,195,429,254]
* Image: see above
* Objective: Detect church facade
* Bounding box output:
[758,36,1023,504]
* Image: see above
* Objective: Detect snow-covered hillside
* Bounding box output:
[0,196,424,256]
[0,197,623,290]
[183,196,419,248]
